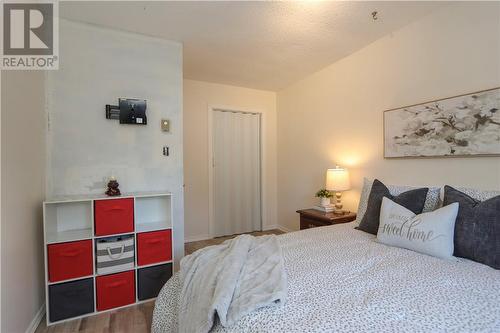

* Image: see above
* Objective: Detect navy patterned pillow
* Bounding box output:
[443,186,499,269]
[357,179,429,235]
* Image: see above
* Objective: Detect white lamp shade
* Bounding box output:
[326,167,351,192]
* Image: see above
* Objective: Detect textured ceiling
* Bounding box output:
[60,1,447,91]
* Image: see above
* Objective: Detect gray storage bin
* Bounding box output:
[49,278,94,322]
[137,263,172,300]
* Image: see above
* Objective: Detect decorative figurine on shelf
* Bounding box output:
[105,176,121,196]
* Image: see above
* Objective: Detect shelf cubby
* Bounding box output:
[44,200,93,244]
[135,195,172,233]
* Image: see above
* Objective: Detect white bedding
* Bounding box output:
[152,222,500,333]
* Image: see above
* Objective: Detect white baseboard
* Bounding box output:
[276,225,294,233]
[26,304,45,333]
[262,224,279,231]
[184,234,211,243]
[264,224,294,233]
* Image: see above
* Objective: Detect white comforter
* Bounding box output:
[153,222,500,333]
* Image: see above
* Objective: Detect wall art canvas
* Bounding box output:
[384,87,500,158]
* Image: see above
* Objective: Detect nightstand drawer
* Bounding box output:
[300,217,328,229]
[297,209,356,230]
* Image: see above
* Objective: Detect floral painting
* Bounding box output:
[384,87,500,158]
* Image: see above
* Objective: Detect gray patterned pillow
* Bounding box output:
[454,186,500,201]
[355,178,441,225]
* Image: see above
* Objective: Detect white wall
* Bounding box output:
[184,79,277,241]
[1,71,46,333]
[47,20,184,264]
[277,3,500,231]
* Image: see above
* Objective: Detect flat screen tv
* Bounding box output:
[119,98,147,125]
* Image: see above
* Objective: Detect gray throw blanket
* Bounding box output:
[178,234,287,333]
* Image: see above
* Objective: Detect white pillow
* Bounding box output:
[377,197,458,259]
[355,178,441,225]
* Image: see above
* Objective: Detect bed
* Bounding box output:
[152,222,500,332]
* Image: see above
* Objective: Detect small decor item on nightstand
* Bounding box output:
[314,189,334,212]
[326,166,351,214]
[315,189,333,208]
[105,176,121,196]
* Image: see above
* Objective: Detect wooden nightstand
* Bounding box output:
[296,209,356,230]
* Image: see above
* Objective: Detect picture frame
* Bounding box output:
[384,87,500,158]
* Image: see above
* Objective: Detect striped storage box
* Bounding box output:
[96,235,135,275]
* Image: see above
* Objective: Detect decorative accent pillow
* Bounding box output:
[355,178,373,225]
[355,178,440,225]
[378,197,459,259]
[454,186,500,202]
[357,179,429,235]
[443,186,500,269]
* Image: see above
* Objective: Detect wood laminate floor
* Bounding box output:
[35,229,284,333]
[184,229,285,255]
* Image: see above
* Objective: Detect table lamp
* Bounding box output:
[326,166,351,213]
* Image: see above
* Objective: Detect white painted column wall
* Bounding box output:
[46,20,185,266]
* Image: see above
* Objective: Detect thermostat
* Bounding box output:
[161,119,170,132]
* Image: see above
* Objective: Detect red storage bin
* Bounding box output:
[96,270,135,311]
[48,240,93,282]
[94,198,134,236]
[137,230,172,266]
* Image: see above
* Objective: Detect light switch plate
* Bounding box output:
[161,119,170,132]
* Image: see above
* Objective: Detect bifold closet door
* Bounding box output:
[213,110,261,237]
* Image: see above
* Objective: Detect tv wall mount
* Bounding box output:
[106,98,147,125]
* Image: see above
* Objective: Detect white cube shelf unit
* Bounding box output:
[43,192,174,326]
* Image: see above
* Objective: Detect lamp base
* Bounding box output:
[334,192,344,213]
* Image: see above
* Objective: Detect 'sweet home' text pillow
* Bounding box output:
[377,197,459,259]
